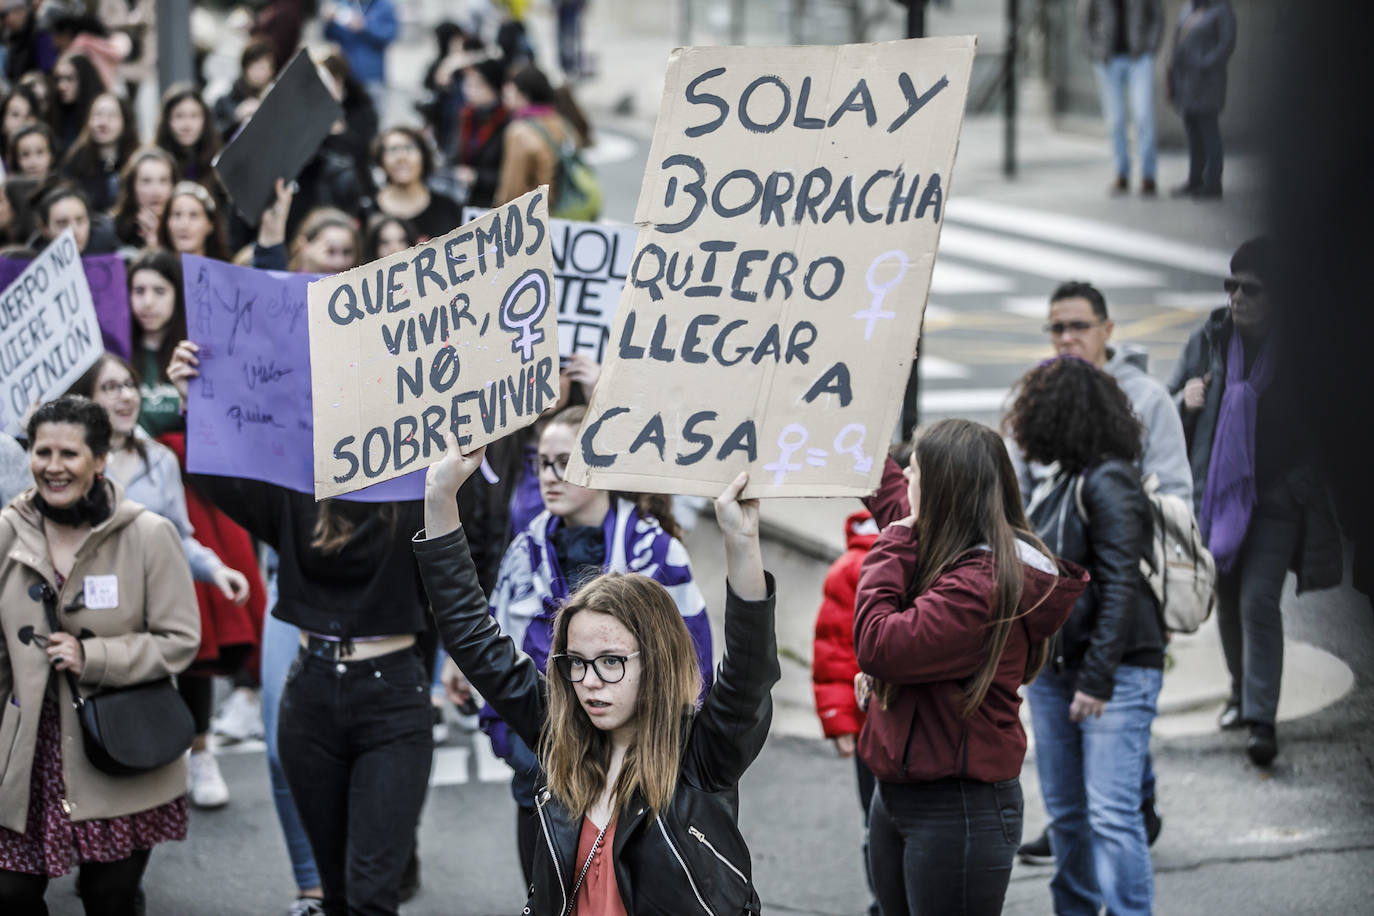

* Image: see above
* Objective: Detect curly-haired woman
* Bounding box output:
[1005,356,1165,916]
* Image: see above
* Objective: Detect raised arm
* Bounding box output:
[862,456,912,528]
[683,473,779,791]
[416,432,545,749]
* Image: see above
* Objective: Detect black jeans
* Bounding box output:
[0,849,150,916]
[278,648,434,916]
[868,777,1022,916]
[1183,111,1224,192]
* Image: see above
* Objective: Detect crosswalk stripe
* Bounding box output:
[946,198,1232,277]
[918,355,972,380]
[918,387,1011,414]
[431,746,472,786]
[939,225,1165,288]
[931,258,1016,294]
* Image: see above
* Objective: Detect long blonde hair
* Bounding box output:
[539,573,701,818]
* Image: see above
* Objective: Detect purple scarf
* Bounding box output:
[1199,328,1273,573]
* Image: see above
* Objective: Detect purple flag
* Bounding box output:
[0,254,130,358]
[181,255,423,502]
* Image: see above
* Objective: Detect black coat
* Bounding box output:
[1167,308,1342,593]
[1027,458,1164,701]
[414,526,777,916]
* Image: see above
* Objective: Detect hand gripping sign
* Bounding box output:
[562,37,976,499]
[307,188,558,498]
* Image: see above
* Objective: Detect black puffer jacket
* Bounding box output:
[1027,458,1163,701]
[414,525,778,916]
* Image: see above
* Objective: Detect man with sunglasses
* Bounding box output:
[1012,280,1189,866]
[1168,237,1340,768]
[1028,280,1192,501]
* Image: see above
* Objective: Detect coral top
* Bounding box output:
[574,816,627,916]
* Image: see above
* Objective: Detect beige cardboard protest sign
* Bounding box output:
[308,189,557,498]
[564,37,975,498]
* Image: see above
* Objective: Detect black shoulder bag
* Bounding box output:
[36,582,195,775]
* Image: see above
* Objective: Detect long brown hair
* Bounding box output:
[540,573,701,817]
[112,146,179,246]
[310,499,398,554]
[878,419,1054,716]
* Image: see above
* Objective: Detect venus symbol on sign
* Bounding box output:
[833,424,873,474]
[762,424,808,486]
[499,268,552,362]
[853,250,909,340]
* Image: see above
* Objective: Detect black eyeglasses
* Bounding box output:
[551,652,640,683]
[98,380,139,395]
[538,455,570,481]
[1043,320,1100,336]
[1223,277,1263,297]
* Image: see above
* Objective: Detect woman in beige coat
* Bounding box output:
[0,396,199,915]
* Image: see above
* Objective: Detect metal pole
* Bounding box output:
[899,0,928,437]
[791,0,807,45]
[1005,0,1019,178]
[679,0,693,47]
[907,0,926,39]
[156,0,194,90]
[730,0,746,44]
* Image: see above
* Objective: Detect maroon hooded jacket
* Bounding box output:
[855,458,1088,784]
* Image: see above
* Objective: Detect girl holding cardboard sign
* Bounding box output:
[418,430,775,916]
[453,404,714,888]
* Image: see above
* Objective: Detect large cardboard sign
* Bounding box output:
[465,207,636,362]
[0,253,129,359]
[564,38,975,498]
[182,256,423,501]
[213,49,344,224]
[308,189,557,498]
[0,230,102,435]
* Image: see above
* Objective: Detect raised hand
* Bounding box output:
[715,471,765,599]
[166,340,201,402]
[423,431,487,537]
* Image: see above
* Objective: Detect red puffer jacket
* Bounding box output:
[856,458,1088,784]
[812,510,880,739]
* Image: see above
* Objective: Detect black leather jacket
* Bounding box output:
[413,525,779,915]
[1027,458,1164,700]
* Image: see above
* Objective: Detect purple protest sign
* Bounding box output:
[0,254,130,358]
[181,254,423,502]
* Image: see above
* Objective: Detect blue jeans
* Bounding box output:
[1028,664,1161,916]
[1093,54,1157,181]
[260,558,322,893]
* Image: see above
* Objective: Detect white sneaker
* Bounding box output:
[187,750,230,809]
[431,693,450,745]
[286,897,326,916]
[211,686,265,743]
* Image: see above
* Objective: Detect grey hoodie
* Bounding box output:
[1103,345,1193,499]
[1012,346,1193,501]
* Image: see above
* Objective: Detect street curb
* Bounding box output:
[759,516,843,564]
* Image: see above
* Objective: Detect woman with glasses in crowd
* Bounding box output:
[457,404,714,889]
[417,430,775,916]
[365,126,462,243]
[0,396,199,916]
